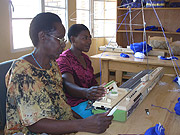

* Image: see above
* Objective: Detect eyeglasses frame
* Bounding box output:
[47,34,67,44]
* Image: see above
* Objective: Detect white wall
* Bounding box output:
[0,0,104,73]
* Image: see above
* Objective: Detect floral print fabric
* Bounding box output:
[5,59,74,135]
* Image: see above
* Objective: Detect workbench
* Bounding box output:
[76,75,180,135]
[91,52,180,85]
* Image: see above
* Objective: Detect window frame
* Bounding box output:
[92,0,117,38]
[9,0,68,53]
[9,0,40,53]
[76,0,91,32]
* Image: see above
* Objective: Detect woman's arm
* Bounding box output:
[27,112,113,134]
[62,73,105,100]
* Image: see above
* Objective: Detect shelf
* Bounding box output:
[117,7,180,10]
[116,0,180,47]
[117,30,180,35]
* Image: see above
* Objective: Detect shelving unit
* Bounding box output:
[116,0,180,47]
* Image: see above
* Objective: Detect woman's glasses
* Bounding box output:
[48,34,67,44]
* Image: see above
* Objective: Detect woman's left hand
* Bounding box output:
[86,86,106,100]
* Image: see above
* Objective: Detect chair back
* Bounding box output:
[0,60,13,130]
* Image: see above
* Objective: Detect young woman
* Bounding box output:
[56,24,106,118]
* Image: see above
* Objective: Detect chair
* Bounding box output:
[0,60,13,131]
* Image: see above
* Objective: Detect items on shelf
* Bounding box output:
[146,0,165,8]
[120,0,143,8]
[170,2,180,7]
[117,0,179,49]
[135,25,165,31]
[165,0,170,7]
[176,28,180,32]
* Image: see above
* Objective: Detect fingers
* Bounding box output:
[91,86,106,99]
[95,113,113,133]
[83,112,113,134]
[86,86,106,100]
[94,112,114,121]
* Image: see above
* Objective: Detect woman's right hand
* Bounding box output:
[86,86,106,100]
[80,112,113,134]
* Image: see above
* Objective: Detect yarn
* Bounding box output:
[130,41,152,54]
[174,97,180,115]
[151,104,175,114]
[144,123,165,135]
[176,28,180,32]
[158,56,178,60]
[134,52,145,59]
[120,53,129,58]
[151,97,180,116]
[173,76,180,85]
[135,25,164,31]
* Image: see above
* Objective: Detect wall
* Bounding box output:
[0,0,33,62]
[87,38,104,74]
[0,0,104,73]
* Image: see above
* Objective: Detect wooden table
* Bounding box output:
[91,52,180,85]
[76,75,180,135]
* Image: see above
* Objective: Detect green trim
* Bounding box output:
[92,109,127,122]
[104,80,115,87]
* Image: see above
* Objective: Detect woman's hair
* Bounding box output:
[68,24,89,43]
[29,12,62,46]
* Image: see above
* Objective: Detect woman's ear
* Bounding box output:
[38,31,46,42]
[70,36,75,44]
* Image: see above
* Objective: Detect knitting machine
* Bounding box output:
[92,67,164,122]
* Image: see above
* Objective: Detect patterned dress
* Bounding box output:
[56,49,98,107]
[5,59,74,135]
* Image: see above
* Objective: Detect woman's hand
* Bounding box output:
[80,112,113,134]
[85,86,106,100]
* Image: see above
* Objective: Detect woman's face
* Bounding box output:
[44,22,66,59]
[73,30,92,52]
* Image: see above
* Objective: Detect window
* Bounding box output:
[10,0,67,51]
[44,0,68,33]
[76,0,91,30]
[93,0,117,42]
[76,0,117,41]
[10,0,42,51]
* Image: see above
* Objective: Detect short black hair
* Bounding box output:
[68,24,89,43]
[29,12,62,46]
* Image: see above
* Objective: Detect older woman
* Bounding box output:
[56,24,106,118]
[5,12,113,135]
